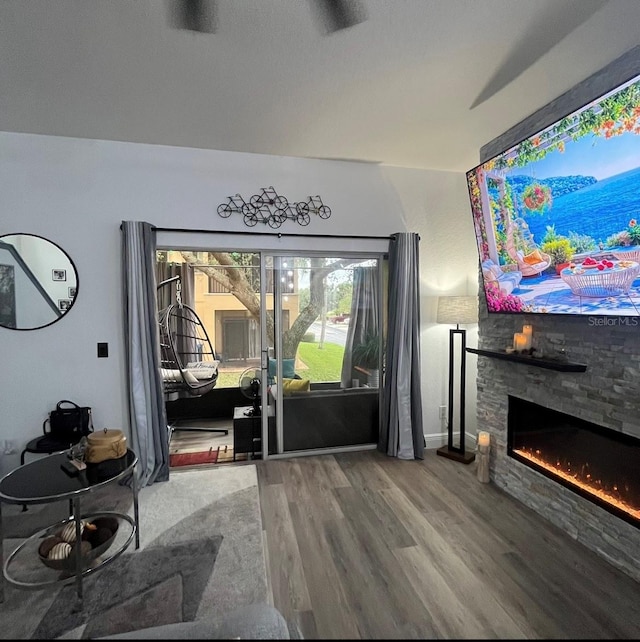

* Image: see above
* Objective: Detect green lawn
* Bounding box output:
[216,371,245,388]
[296,340,345,382]
[214,340,345,388]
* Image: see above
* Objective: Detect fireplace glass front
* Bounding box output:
[508,396,640,528]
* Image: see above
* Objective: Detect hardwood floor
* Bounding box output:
[256,448,640,639]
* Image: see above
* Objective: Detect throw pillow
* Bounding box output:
[282,378,311,396]
[160,368,198,384]
[523,249,544,265]
[181,369,199,384]
[268,358,296,379]
[161,368,181,382]
[185,361,219,380]
[482,267,497,282]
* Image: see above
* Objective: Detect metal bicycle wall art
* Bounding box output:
[217,187,332,228]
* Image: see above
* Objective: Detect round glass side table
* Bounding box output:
[0,449,139,608]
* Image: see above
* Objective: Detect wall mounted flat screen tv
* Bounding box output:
[467,71,640,316]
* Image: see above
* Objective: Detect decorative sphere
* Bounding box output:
[48,542,72,560]
[39,536,63,558]
[93,516,118,534]
[92,527,113,547]
[60,520,85,543]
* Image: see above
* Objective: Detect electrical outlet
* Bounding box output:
[439,405,447,420]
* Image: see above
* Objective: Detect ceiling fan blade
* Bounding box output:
[168,1,366,35]
[311,0,368,34]
[470,0,609,109]
[169,0,217,34]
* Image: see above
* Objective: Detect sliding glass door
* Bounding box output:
[263,253,385,456]
[156,241,386,461]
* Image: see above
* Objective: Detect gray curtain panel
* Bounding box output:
[122,221,170,486]
[156,260,195,311]
[341,266,380,388]
[380,232,424,459]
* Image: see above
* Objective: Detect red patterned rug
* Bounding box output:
[169,445,240,467]
[170,448,220,467]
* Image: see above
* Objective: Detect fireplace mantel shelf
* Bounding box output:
[466,348,588,372]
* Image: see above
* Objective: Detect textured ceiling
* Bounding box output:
[1,0,640,172]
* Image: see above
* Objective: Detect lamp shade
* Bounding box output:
[436,296,478,325]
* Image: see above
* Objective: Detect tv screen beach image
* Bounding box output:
[467,72,640,316]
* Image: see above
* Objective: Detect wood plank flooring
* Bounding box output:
[256,448,640,639]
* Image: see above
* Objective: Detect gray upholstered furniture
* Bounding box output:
[96,603,296,639]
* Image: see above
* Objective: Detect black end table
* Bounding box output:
[20,435,82,466]
[233,406,261,460]
[233,405,276,460]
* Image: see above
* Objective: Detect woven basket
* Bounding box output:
[85,429,127,464]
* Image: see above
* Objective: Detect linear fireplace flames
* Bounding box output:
[508,396,640,528]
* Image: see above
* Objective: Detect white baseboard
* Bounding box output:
[424,431,477,451]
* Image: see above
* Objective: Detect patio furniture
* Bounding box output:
[505,221,551,276]
[560,261,640,297]
[513,248,552,277]
[610,247,640,263]
[481,259,522,295]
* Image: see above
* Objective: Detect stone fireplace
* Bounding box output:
[508,396,640,530]
[473,45,640,583]
[473,310,640,583]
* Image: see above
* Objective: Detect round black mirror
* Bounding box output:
[0,233,79,330]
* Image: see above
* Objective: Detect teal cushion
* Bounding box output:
[268,358,296,379]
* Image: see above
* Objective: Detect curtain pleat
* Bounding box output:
[341,266,380,388]
[122,221,169,486]
[380,232,423,460]
[156,260,195,311]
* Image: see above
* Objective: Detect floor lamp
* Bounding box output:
[436,295,478,464]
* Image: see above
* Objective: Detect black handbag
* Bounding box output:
[44,400,94,443]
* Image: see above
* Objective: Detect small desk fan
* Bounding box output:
[239,367,261,417]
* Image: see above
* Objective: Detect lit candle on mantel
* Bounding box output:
[514,332,527,351]
[477,431,490,448]
[522,324,533,350]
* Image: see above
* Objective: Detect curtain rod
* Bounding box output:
[149,225,401,241]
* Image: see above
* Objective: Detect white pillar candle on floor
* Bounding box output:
[477,443,490,483]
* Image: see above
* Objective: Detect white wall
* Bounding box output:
[0,132,479,474]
